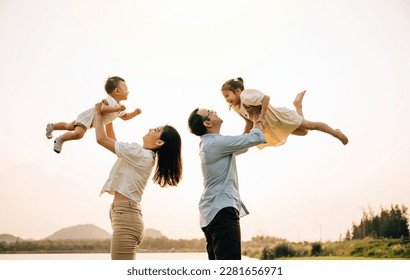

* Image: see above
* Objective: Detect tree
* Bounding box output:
[345,230,351,241]
[350,204,409,239]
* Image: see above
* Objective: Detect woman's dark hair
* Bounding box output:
[152,125,183,187]
[104,76,125,94]
[221,77,244,92]
[188,108,207,136]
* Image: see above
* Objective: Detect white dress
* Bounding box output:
[74,95,125,130]
[236,89,303,149]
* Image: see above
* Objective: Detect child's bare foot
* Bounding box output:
[293,90,306,107]
[335,129,348,145]
[293,90,306,117]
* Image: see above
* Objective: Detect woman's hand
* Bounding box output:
[95,102,103,118]
[119,104,126,112]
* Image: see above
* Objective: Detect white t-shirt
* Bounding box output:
[75,95,126,129]
[100,141,156,203]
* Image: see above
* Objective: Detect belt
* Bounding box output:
[112,199,141,210]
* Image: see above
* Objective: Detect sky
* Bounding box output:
[0,0,409,243]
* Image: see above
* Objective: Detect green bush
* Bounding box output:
[311,242,322,256]
[260,242,296,260]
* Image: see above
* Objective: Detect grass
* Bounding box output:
[242,236,410,260]
[277,256,399,260]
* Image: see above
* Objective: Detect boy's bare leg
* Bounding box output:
[60,125,86,141]
[52,121,76,131]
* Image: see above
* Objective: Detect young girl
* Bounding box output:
[221,77,348,149]
[45,76,141,153]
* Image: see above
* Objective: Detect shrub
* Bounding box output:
[260,242,296,259]
[311,242,322,256]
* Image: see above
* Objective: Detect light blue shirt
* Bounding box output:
[198,128,266,227]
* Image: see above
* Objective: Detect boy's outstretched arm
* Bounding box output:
[120,107,142,121]
[100,102,125,114]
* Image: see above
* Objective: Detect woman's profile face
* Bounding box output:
[142,126,164,150]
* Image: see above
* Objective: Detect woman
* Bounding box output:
[94,102,182,260]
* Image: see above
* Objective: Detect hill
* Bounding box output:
[145,228,164,238]
[0,234,20,244]
[45,224,111,240]
[44,225,164,240]
[1,225,165,241]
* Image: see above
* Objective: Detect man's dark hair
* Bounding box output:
[188,108,207,136]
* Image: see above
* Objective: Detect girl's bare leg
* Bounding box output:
[298,119,348,145]
[291,91,308,135]
[293,90,306,117]
[292,127,308,136]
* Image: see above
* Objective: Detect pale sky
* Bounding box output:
[1,0,409,243]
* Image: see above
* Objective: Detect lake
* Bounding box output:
[0,253,405,280]
[0,252,253,260]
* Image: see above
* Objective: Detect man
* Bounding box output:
[188,108,266,260]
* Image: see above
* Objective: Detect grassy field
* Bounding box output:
[278,256,402,260]
[242,236,410,260]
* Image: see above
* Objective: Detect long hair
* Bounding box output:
[152,125,183,187]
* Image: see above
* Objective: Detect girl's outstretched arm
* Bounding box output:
[242,116,253,134]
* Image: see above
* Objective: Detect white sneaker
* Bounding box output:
[53,137,63,153]
[46,123,54,139]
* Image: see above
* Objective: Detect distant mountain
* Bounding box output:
[0,234,20,244]
[1,225,165,241]
[45,224,111,240]
[145,228,164,238]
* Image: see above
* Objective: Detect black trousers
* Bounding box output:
[201,207,241,260]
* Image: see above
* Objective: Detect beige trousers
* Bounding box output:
[109,199,144,260]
